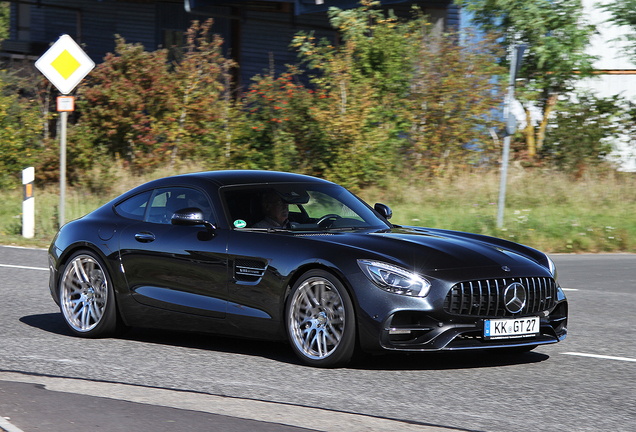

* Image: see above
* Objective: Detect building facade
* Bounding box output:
[3,0,458,88]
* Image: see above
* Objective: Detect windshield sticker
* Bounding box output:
[234,219,247,229]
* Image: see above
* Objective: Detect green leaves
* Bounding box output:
[0,75,43,188]
[603,0,636,62]
[0,2,624,191]
[457,0,597,156]
[542,93,625,174]
[76,20,236,173]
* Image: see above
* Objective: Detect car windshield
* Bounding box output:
[222,183,390,231]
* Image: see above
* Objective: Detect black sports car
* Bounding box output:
[48,170,568,367]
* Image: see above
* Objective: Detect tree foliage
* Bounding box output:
[289,1,504,187]
[405,27,504,173]
[541,93,622,174]
[0,75,43,188]
[603,0,636,63]
[1,3,627,191]
[77,37,175,171]
[76,19,235,173]
[169,20,236,165]
[0,2,9,41]
[457,0,597,157]
[239,66,328,174]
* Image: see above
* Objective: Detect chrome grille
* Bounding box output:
[443,277,557,317]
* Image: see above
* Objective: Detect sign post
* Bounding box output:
[497,44,527,229]
[35,34,94,228]
[22,167,35,239]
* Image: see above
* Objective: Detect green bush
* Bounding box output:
[0,2,633,193]
[541,92,623,174]
[0,74,43,188]
[75,19,235,174]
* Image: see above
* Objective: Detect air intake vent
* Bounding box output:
[443,277,557,317]
[234,259,267,282]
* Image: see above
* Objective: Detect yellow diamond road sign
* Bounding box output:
[35,34,94,95]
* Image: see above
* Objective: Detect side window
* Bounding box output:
[114,191,152,220]
[146,187,214,225]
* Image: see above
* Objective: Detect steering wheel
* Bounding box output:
[317,214,341,228]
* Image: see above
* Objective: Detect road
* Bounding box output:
[0,245,635,431]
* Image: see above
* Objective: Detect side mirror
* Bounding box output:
[374,203,392,220]
[171,207,216,230]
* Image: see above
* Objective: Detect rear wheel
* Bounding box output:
[286,270,356,367]
[59,251,123,337]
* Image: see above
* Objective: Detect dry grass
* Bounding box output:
[2,166,636,253]
[360,167,636,253]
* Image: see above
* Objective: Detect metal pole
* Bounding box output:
[496,44,526,229]
[497,134,511,228]
[497,79,515,229]
[59,111,67,228]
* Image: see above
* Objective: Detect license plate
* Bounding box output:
[484,317,539,340]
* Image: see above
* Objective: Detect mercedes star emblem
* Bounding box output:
[503,282,527,314]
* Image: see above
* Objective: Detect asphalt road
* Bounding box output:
[0,245,635,432]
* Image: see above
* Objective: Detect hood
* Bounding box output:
[304,226,548,274]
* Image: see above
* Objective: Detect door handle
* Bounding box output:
[134,232,155,243]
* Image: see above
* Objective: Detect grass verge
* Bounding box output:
[1,167,635,253]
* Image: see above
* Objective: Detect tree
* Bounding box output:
[77,37,175,172]
[291,1,504,185]
[541,92,622,175]
[457,0,597,158]
[291,1,414,189]
[75,20,236,173]
[405,26,504,174]
[0,2,9,41]
[0,77,43,188]
[170,19,236,166]
[603,0,636,63]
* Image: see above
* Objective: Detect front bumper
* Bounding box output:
[351,271,568,354]
[376,299,568,352]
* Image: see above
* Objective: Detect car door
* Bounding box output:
[119,186,228,318]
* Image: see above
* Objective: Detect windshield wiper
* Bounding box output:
[323,226,370,232]
[236,227,291,233]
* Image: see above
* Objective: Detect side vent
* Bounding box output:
[234,259,268,283]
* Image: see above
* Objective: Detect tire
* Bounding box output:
[286,269,356,367]
[58,251,123,338]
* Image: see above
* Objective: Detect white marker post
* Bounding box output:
[22,167,35,238]
[35,34,94,228]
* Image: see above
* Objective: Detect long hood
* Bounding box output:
[305,226,550,275]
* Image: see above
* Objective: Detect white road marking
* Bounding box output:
[561,288,578,291]
[0,416,26,432]
[0,264,48,271]
[0,245,46,251]
[563,352,636,363]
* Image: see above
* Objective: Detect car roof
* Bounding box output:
[186,170,333,187]
[120,170,334,197]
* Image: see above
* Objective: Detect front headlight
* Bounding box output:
[546,254,557,280]
[357,260,431,297]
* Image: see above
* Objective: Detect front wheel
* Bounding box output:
[286,270,356,367]
[58,251,123,337]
